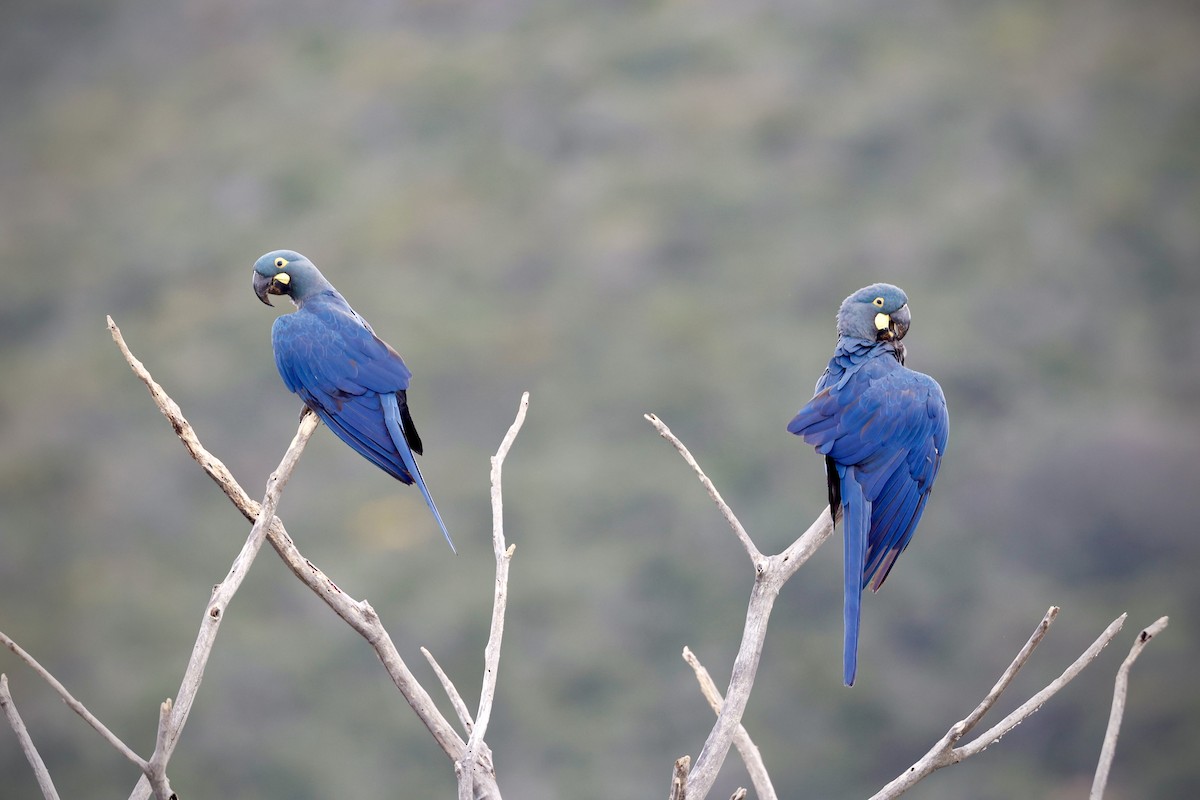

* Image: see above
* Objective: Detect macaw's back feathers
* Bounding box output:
[788,283,948,685]
[253,249,454,553]
[271,294,418,474]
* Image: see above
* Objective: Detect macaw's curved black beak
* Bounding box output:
[875,303,911,342]
[889,303,911,341]
[253,271,275,306]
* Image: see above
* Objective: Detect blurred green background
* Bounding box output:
[1,1,1197,798]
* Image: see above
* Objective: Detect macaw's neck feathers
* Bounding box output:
[283,264,337,304]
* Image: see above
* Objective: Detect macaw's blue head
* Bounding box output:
[836,283,912,343]
[252,249,331,306]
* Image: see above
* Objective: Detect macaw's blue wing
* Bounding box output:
[271,296,455,553]
[789,356,948,685]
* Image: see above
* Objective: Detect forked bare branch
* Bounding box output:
[647,412,835,800]
[870,610,1128,799]
[108,317,504,800]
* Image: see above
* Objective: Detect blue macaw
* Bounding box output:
[252,249,454,553]
[787,284,948,685]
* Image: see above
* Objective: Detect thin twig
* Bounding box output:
[682,648,777,800]
[1,674,62,800]
[421,647,475,735]
[458,393,529,798]
[950,607,1059,743]
[0,631,148,772]
[1090,616,1168,800]
[870,610,1128,800]
[644,413,764,566]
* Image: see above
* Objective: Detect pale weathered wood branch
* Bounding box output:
[645,414,764,566]
[957,612,1126,760]
[870,609,1128,800]
[130,401,319,800]
[456,392,528,800]
[108,318,503,799]
[648,412,835,800]
[0,674,62,800]
[422,646,475,735]
[1090,616,1169,800]
[681,648,776,800]
[0,631,149,774]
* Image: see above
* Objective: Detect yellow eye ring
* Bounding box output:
[872,297,885,307]
[275,257,288,269]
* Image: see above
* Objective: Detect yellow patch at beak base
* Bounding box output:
[275,272,291,285]
[874,312,890,330]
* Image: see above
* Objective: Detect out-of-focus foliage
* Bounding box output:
[1,1,1197,798]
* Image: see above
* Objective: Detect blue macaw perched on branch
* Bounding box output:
[788,284,948,685]
[252,249,454,553]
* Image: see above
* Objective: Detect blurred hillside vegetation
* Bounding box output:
[1,1,1197,798]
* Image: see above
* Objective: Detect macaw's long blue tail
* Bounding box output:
[841,466,869,686]
[382,392,456,554]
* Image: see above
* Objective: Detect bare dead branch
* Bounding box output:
[109,318,503,799]
[951,606,1060,743]
[422,647,475,735]
[0,631,149,773]
[870,610,1128,800]
[1090,616,1169,800]
[1,674,62,800]
[682,648,777,800]
[645,413,764,566]
[129,404,318,800]
[457,393,529,798]
[774,506,837,584]
[957,612,1126,760]
[647,413,835,799]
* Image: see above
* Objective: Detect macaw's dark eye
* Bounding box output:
[275,257,288,268]
[873,297,885,307]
